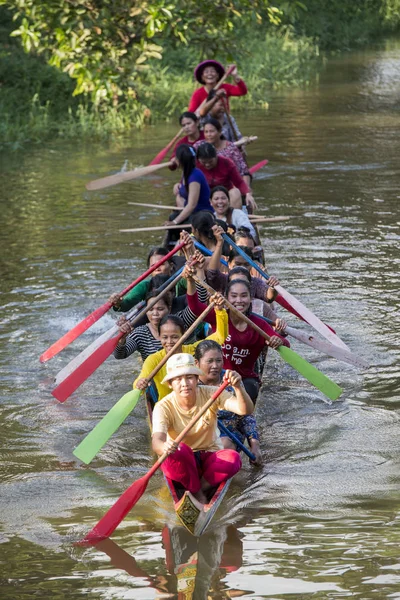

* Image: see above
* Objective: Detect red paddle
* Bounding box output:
[249,159,268,174]
[80,380,230,543]
[149,128,184,165]
[51,273,182,402]
[40,242,185,363]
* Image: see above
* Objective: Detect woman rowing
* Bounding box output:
[201,91,242,142]
[108,246,185,313]
[151,352,253,504]
[194,117,252,185]
[196,143,256,211]
[185,268,290,403]
[194,339,263,466]
[169,112,205,170]
[210,186,256,239]
[134,293,227,400]
[188,60,247,115]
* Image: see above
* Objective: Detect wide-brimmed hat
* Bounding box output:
[161,353,204,384]
[194,60,225,84]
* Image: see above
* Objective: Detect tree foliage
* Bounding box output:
[1,0,305,107]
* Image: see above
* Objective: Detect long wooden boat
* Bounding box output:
[146,389,231,537]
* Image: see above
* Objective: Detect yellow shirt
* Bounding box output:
[133,308,228,400]
[152,385,233,452]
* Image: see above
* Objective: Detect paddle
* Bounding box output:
[73,302,215,463]
[51,272,183,403]
[149,128,184,166]
[55,267,185,386]
[86,160,174,192]
[40,242,185,363]
[192,274,342,401]
[249,160,268,174]
[221,234,350,351]
[257,315,368,368]
[120,224,192,233]
[55,301,145,386]
[80,380,230,543]
[217,420,256,461]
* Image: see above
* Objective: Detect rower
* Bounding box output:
[168,111,205,170]
[151,353,253,504]
[188,60,247,115]
[195,339,263,466]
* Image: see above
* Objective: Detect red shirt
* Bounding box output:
[196,155,250,195]
[187,291,290,380]
[188,81,248,113]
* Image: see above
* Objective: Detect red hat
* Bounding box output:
[194,60,225,84]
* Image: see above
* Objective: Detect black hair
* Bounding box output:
[144,290,171,308]
[228,246,254,264]
[214,218,228,233]
[194,339,222,361]
[158,314,185,335]
[203,117,222,132]
[147,246,171,267]
[179,111,199,125]
[210,185,230,200]
[228,266,251,283]
[234,230,256,246]
[196,142,217,161]
[149,274,177,298]
[175,144,196,195]
[191,211,216,241]
[226,278,252,314]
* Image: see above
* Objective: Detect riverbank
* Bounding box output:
[0,31,321,149]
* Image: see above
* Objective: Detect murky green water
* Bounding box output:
[1,41,400,599]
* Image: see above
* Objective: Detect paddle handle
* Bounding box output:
[217,420,256,461]
[192,274,271,344]
[155,380,230,465]
[119,241,185,297]
[86,160,174,191]
[120,224,192,233]
[146,302,215,381]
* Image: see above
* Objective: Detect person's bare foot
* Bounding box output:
[249,440,263,467]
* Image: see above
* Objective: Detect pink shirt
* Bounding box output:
[188,81,248,113]
[187,291,290,380]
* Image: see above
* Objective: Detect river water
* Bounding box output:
[1,41,399,599]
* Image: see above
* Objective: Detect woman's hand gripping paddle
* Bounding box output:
[73,303,215,464]
[40,242,186,363]
[79,381,230,543]
[192,275,342,401]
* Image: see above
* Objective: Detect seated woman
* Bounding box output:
[200,91,242,142]
[186,271,289,403]
[152,352,253,504]
[108,246,186,313]
[195,339,263,466]
[196,143,256,212]
[169,112,205,170]
[188,60,247,115]
[210,185,257,239]
[134,294,227,400]
[195,118,253,188]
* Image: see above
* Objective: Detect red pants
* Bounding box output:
[161,443,241,494]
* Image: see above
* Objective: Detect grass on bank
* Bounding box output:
[0,32,321,149]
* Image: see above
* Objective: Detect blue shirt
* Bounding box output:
[179,168,212,214]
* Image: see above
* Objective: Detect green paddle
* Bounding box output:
[73,302,215,464]
[192,275,342,401]
[73,390,142,463]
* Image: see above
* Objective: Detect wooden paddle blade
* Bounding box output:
[51,334,121,403]
[275,284,350,351]
[285,326,369,368]
[82,459,162,543]
[40,302,112,363]
[249,159,268,174]
[277,345,342,400]
[86,161,173,191]
[73,390,142,464]
[82,473,152,543]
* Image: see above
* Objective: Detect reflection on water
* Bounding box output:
[1,40,400,599]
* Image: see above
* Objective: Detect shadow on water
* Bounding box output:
[1,40,400,599]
